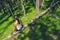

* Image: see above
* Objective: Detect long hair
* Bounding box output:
[14,16,20,24]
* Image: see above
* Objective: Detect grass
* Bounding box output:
[0,7,36,40]
[0,16,14,40]
[0,0,60,40]
[0,6,45,40]
[0,7,60,40]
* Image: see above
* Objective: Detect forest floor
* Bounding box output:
[0,7,44,40]
[0,0,60,40]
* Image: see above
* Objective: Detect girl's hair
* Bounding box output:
[14,16,20,24]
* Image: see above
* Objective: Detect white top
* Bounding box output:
[16,23,22,30]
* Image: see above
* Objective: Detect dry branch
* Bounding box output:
[4,1,59,40]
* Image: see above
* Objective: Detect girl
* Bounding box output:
[14,16,23,32]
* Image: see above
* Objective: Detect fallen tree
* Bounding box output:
[4,1,59,40]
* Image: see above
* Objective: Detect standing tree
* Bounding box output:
[36,0,39,15]
[39,0,44,8]
[21,0,26,16]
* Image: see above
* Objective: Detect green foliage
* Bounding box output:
[0,0,60,40]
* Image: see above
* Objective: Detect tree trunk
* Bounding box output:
[21,0,26,16]
[36,0,39,15]
[39,0,44,8]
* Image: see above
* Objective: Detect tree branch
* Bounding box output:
[4,1,59,40]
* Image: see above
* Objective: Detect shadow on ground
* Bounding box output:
[17,13,60,40]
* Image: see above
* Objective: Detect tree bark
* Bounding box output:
[21,0,26,16]
[36,0,39,15]
[39,0,44,8]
